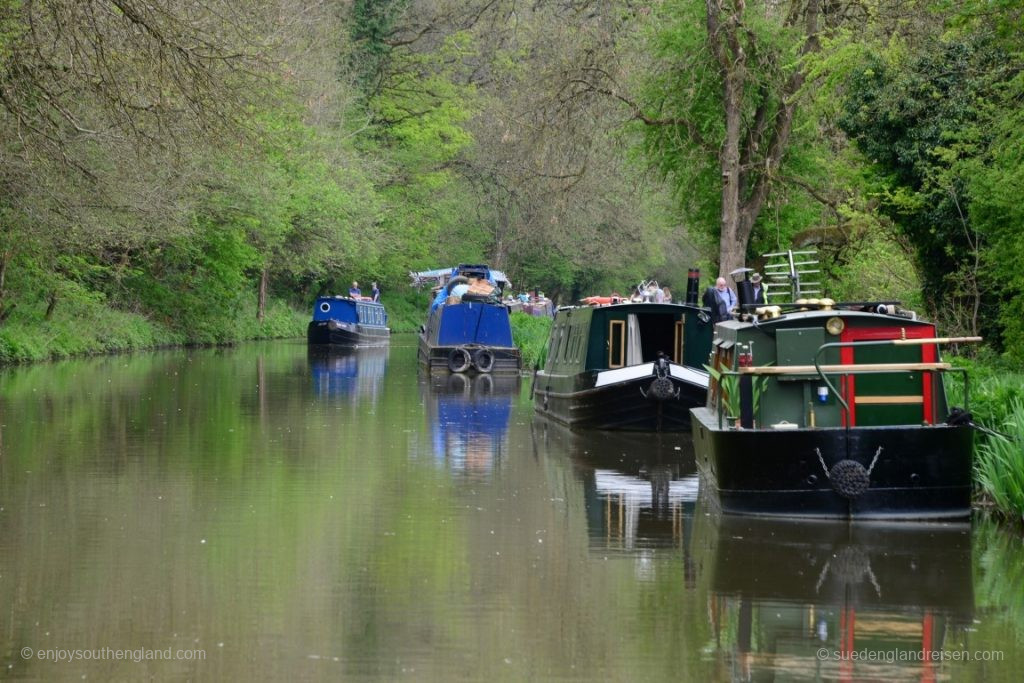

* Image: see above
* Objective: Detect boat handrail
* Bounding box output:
[711,336,980,429]
[739,362,952,375]
[812,337,980,424]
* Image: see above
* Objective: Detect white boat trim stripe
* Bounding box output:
[594,363,655,387]
[593,363,709,389]
[671,365,710,388]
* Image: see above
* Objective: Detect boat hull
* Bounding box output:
[418,336,522,375]
[533,367,706,431]
[307,320,390,347]
[691,407,973,520]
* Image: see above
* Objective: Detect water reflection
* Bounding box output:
[532,418,699,556]
[696,513,974,681]
[308,346,389,400]
[422,373,520,478]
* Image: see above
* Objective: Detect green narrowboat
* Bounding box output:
[691,297,979,520]
[532,282,714,431]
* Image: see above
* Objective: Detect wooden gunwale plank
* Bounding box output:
[737,362,951,375]
[853,395,925,405]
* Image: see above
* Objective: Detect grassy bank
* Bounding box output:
[510,312,553,370]
[950,357,1024,525]
[0,296,307,364]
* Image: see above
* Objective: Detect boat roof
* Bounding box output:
[315,294,384,307]
[557,301,705,313]
[410,265,511,288]
[719,306,930,331]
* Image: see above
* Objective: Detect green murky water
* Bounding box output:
[1,337,1022,680]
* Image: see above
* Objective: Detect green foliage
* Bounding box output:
[367,32,482,279]
[510,312,552,370]
[379,286,433,334]
[975,399,1024,523]
[824,222,924,309]
[946,356,1024,521]
[704,364,741,418]
[348,0,410,93]
[838,36,1016,343]
[949,361,1024,429]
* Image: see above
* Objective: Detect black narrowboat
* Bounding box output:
[532,276,714,431]
[691,294,979,520]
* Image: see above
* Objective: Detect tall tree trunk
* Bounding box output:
[45,290,58,320]
[257,266,268,323]
[707,0,820,278]
[709,0,748,278]
[0,249,9,321]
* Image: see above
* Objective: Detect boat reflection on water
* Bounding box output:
[308,346,389,401]
[696,511,974,681]
[423,373,520,478]
[533,417,699,558]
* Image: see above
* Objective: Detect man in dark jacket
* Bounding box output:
[751,273,766,305]
[702,277,736,322]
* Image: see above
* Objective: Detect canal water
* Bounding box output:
[1,337,1022,681]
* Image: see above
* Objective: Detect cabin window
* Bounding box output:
[608,320,626,368]
[552,325,565,364]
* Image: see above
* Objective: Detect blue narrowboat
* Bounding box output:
[412,264,522,374]
[307,295,390,347]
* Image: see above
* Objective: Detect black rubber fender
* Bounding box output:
[472,348,495,373]
[829,459,870,498]
[648,376,676,400]
[447,347,472,373]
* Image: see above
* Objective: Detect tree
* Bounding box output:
[839,36,1015,340]
[621,1,824,277]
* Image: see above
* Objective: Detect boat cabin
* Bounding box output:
[312,296,387,328]
[706,307,963,429]
[545,303,710,374]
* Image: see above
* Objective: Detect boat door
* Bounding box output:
[840,325,936,426]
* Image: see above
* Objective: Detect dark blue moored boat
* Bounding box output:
[307,295,389,347]
[412,264,522,374]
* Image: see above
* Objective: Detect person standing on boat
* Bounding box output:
[751,273,765,305]
[349,281,361,298]
[371,282,381,302]
[702,277,736,322]
[662,286,672,303]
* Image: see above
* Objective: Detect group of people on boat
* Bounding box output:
[702,273,765,322]
[631,281,672,303]
[348,280,381,303]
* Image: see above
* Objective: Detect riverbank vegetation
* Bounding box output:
[950,359,1024,525]
[1,3,1022,515]
[510,313,554,370]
